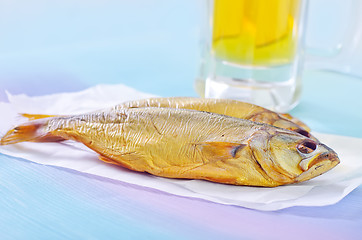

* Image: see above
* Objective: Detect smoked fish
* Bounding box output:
[21,97,313,138]
[0,107,339,187]
[117,97,312,136]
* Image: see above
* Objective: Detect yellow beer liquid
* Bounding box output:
[212,0,301,66]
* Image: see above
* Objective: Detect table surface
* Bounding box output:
[1,1,362,239]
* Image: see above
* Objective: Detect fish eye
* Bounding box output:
[295,129,310,138]
[297,139,317,154]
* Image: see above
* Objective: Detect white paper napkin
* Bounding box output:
[1,84,362,211]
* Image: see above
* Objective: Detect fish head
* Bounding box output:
[272,119,312,138]
[249,111,313,139]
[248,130,340,185]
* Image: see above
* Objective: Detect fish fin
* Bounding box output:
[0,119,64,145]
[98,155,121,166]
[98,154,145,172]
[198,142,246,161]
[21,113,58,121]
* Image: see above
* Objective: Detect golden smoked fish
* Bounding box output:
[1,107,339,187]
[22,97,312,138]
[117,97,312,136]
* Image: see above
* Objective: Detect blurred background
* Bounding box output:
[0,0,201,101]
[0,0,361,102]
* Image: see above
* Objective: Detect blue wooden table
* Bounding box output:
[1,1,362,239]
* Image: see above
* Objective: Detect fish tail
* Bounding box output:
[0,119,64,145]
[21,113,57,121]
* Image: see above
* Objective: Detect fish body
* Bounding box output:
[1,107,339,187]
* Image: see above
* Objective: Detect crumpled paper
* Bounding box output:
[1,84,362,211]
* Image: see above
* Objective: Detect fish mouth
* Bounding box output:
[295,150,340,183]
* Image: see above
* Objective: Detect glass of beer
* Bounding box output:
[196,0,308,112]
